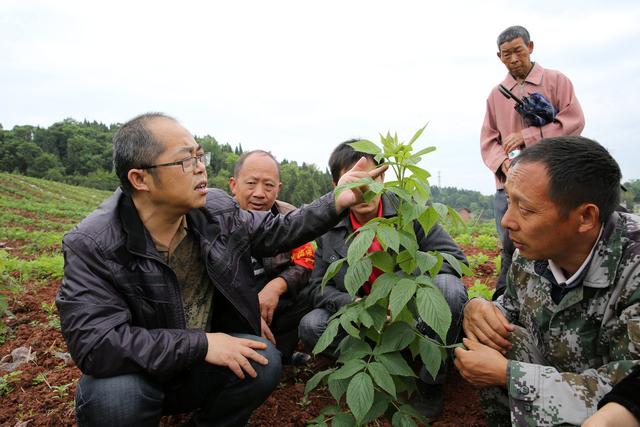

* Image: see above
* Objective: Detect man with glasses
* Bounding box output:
[56,113,386,426]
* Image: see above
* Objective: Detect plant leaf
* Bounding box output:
[416,286,452,344]
[415,251,438,275]
[376,223,400,253]
[406,165,431,182]
[378,321,415,354]
[441,252,473,276]
[330,359,367,380]
[375,353,416,377]
[346,372,374,423]
[328,377,349,401]
[347,229,375,266]
[392,411,419,427]
[362,393,391,424]
[417,206,438,236]
[367,362,396,397]
[365,272,399,307]
[348,139,381,156]
[332,413,355,427]
[321,258,345,288]
[340,309,361,338]
[418,337,444,382]
[389,278,417,320]
[369,251,395,273]
[367,303,388,332]
[344,257,372,297]
[305,368,334,395]
[313,318,340,354]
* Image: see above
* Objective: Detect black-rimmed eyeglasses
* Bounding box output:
[140,152,211,173]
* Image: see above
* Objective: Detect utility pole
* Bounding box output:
[438,170,441,188]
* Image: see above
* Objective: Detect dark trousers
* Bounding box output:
[75,334,281,427]
[493,189,515,300]
[271,293,311,360]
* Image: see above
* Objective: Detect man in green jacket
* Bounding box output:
[455,136,640,426]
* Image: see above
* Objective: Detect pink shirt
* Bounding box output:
[480,63,585,189]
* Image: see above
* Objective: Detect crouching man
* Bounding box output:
[299,141,469,419]
[455,136,640,426]
[56,113,386,426]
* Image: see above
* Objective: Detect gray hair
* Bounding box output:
[112,112,175,194]
[497,25,530,48]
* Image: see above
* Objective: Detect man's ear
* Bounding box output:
[229,177,237,195]
[496,51,502,59]
[527,41,534,54]
[332,180,337,188]
[127,169,150,192]
[576,203,600,233]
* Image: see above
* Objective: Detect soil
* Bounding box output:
[0,252,496,427]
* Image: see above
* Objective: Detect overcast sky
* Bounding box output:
[1,0,638,195]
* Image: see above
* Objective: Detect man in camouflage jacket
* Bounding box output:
[455,136,640,426]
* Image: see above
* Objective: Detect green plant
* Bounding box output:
[493,255,502,277]
[51,382,73,399]
[304,127,471,426]
[467,253,490,272]
[32,372,47,386]
[473,234,499,251]
[0,370,23,397]
[41,301,61,330]
[467,280,495,300]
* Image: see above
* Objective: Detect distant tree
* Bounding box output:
[30,153,62,178]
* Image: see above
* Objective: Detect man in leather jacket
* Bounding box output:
[55,113,386,427]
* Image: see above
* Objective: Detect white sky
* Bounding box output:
[1,0,639,195]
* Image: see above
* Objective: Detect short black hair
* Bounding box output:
[233,150,280,179]
[513,136,622,221]
[328,139,382,183]
[112,112,175,194]
[497,25,530,48]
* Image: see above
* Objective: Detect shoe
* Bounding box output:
[288,351,312,366]
[410,382,443,420]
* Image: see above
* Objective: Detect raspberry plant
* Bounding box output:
[304,126,470,426]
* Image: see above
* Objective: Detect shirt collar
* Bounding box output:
[153,215,188,258]
[547,225,604,286]
[502,62,543,89]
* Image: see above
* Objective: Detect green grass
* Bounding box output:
[0,173,112,342]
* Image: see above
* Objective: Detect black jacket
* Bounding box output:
[56,188,340,378]
[307,193,467,314]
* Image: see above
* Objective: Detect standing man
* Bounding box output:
[56,113,386,426]
[229,150,315,365]
[480,25,585,297]
[455,136,639,426]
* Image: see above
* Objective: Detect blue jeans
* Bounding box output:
[299,273,468,381]
[75,334,281,427]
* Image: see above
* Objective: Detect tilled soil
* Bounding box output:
[1,249,497,426]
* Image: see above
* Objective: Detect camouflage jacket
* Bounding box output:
[496,211,640,426]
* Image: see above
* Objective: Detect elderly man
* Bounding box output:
[56,113,386,426]
[455,136,640,426]
[480,25,585,297]
[229,150,315,365]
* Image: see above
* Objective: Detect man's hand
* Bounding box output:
[582,402,640,427]
[454,338,508,388]
[260,317,276,345]
[463,298,514,353]
[503,132,524,154]
[334,157,388,213]
[205,333,269,379]
[500,158,511,177]
[258,277,287,324]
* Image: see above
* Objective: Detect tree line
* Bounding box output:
[0,118,334,207]
[4,119,635,215]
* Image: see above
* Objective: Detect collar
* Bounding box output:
[152,215,188,258]
[501,62,543,89]
[548,225,604,286]
[349,199,383,230]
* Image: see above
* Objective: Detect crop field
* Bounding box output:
[0,172,500,426]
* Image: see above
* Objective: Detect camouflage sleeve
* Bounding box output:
[493,254,524,324]
[506,299,640,426]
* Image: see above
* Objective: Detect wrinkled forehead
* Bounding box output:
[237,153,280,179]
